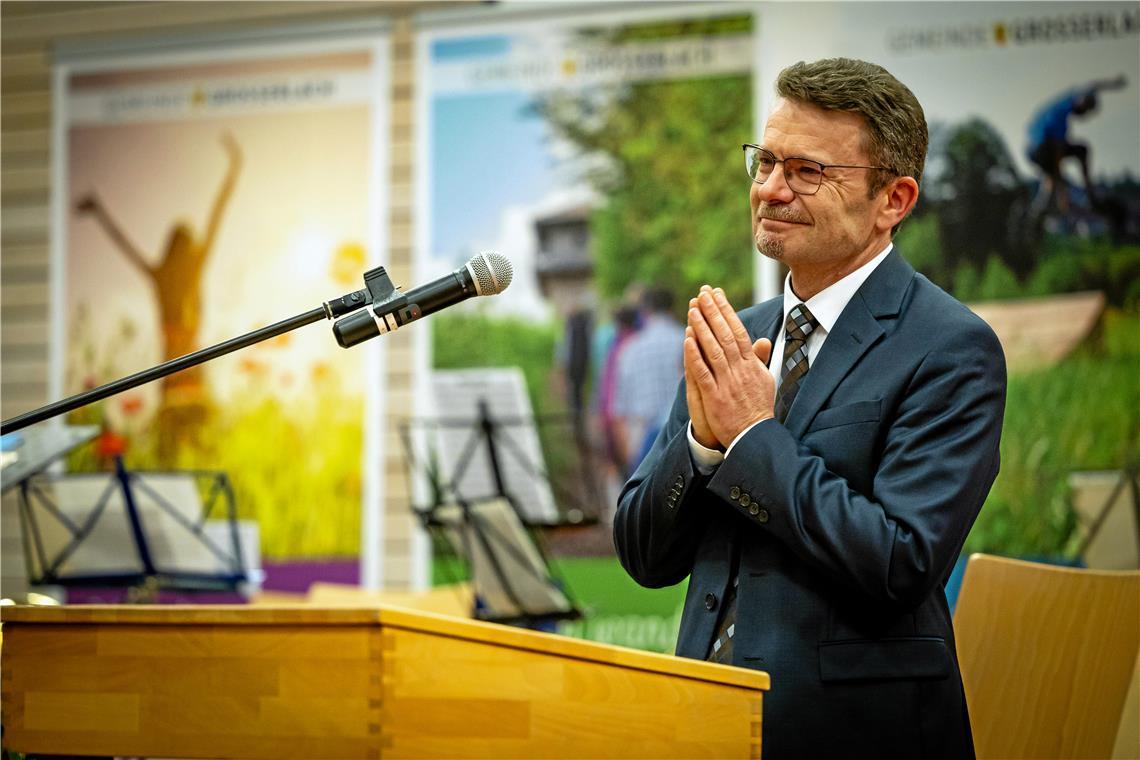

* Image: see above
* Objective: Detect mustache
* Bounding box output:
[758,204,810,224]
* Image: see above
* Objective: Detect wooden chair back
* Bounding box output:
[954,553,1140,759]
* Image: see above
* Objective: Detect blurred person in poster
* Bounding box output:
[1026,75,1127,222]
[75,132,243,458]
[594,303,642,492]
[590,283,645,477]
[615,58,1006,758]
[555,298,594,442]
[613,287,684,476]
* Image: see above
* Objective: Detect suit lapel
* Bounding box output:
[782,250,915,439]
[748,299,783,345]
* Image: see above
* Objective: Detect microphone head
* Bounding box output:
[465,251,513,296]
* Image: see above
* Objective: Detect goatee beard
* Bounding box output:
[757,233,784,260]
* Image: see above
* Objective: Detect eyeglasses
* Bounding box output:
[742,144,895,196]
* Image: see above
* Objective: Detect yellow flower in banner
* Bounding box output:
[331,242,366,286]
[312,362,332,383]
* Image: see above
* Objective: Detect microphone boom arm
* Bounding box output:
[0,267,392,435]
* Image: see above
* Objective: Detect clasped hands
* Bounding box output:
[685,285,776,451]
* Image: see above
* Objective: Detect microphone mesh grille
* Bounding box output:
[467,251,513,296]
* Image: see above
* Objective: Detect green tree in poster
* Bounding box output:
[537,23,755,313]
[928,118,1035,282]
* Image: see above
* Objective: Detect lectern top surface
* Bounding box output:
[1,604,770,691]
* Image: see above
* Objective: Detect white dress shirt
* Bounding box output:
[688,243,894,472]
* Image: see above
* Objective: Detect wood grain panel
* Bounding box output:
[379,626,760,758]
[1,128,50,156]
[1,606,766,758]
[0,242,48,266]
[955,555,1140,760]
[2,616,383,758]
[0,283,47,308]
[2,390,50,420]
[0,50,51,75]
[1,321,48,346]
[0,165,50,195]
[1,204,49,234]
[24,691,141,732]
[1,2,397,41]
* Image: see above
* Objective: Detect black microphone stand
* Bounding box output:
[1,265,400,435]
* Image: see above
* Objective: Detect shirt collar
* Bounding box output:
[781,243,894,334]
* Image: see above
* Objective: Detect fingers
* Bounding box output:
[684,326,716,392]
[753,337,773,365]
[697,286,744,361]
[688,299,727,372]
[711,287,754,358]
[684,326,718,447]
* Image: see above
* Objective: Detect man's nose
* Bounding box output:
[755,163,796,204]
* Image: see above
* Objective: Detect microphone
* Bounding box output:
[333,251,513,348]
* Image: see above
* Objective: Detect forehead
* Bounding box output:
[762,98,869,162]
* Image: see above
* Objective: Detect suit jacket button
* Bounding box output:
[757,508,770,524]
[674,475,685,488]
[739,493,751,507]
[748,503,760,516]
[729,486,741,501]
[704,593,718,611]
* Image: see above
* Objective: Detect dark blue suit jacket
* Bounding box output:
[614,250,1006,759]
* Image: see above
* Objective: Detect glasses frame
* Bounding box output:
[742,143,896,196]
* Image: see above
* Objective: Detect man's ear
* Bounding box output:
[878,176,920,233]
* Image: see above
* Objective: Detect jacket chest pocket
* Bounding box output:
[806,398,881,433]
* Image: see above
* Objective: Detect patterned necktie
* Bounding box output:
[707,304,819,665]
[774,304,819,423]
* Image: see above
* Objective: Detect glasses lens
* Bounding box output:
[784,158,824,194]
[746,147,776,182]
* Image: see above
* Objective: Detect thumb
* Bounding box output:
[753,337,773,365]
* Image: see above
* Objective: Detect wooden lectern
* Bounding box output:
[1,605,768,758]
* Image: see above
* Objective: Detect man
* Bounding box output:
[614,58,1006,759]
[612,287,684,475]
[1026,75,1127,218]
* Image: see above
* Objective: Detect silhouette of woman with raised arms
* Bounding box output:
[76,132,243,458]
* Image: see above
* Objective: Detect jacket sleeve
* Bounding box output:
[613,380,712,589]
[706,317,1007,609]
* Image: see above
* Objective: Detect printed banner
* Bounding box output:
[60,44,386,558]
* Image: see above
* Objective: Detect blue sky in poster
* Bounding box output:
[431,91,553,265]
[431,35,511,61]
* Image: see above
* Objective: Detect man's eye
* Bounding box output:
[757,157,776,170]
[794,163,823,178]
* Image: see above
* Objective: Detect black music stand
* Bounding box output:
[16,454,258,600]
[400,401,597,626]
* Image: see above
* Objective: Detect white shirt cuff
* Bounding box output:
[687,418,774,475]
[687,422,724,475]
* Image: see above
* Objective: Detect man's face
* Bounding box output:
[750,99,889,283]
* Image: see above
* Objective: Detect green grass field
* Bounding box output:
[433,554,687,653]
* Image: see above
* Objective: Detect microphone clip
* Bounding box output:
[321,264,400,321]
[363,266,420,334]
[362,265,398,305]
